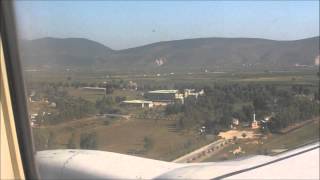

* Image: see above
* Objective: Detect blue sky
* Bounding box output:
[14,1,319,50]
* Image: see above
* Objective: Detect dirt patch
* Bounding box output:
[218,130,260,140]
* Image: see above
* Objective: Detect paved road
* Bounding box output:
[173,139,230,163]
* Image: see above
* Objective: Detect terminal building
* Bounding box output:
[121,89,205,109]
[144,90,184,104]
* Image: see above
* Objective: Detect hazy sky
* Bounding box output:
[15,1,319,50]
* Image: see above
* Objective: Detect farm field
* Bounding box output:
[24,69,319,86]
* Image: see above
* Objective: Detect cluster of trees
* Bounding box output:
[54,96,95,121]
[29,80,318,134]
[28,82,129,124]
[143,136,154,151]
[95,96,124,114]
[80,132,97,149]
[28,83,96,124]
[46,96,96,124]
[165,83,319,134]
[165,104,184,115]
[268,96,319,132]
[53,79,132,90]
[138,83,172,91]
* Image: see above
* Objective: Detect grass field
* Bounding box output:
[33,115,215,161]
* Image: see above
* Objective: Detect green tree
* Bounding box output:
[143,136,154,150]
[95,96,115,114]
[80,132,97,149]
[67,132,77,149]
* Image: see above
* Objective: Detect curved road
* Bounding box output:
[173,139,230,163]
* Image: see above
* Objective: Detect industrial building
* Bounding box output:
[120,89,205,109]
[144,90,184,104]
[144,89,204,105]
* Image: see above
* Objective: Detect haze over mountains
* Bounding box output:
[20,36,319,72]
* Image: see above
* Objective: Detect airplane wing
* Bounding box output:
[36,142,319,179]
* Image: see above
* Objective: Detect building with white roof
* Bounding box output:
[145,90,181,103]
[121,100,153,108]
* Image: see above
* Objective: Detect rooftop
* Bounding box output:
[148,90,178,94]
[122,100,153,104]
[81,87,106,90]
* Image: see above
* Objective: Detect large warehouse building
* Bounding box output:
[144,90,184,104]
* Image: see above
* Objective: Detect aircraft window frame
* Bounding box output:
[0,1,39,179]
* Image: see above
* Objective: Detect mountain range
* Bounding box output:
[20,36,319,72]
